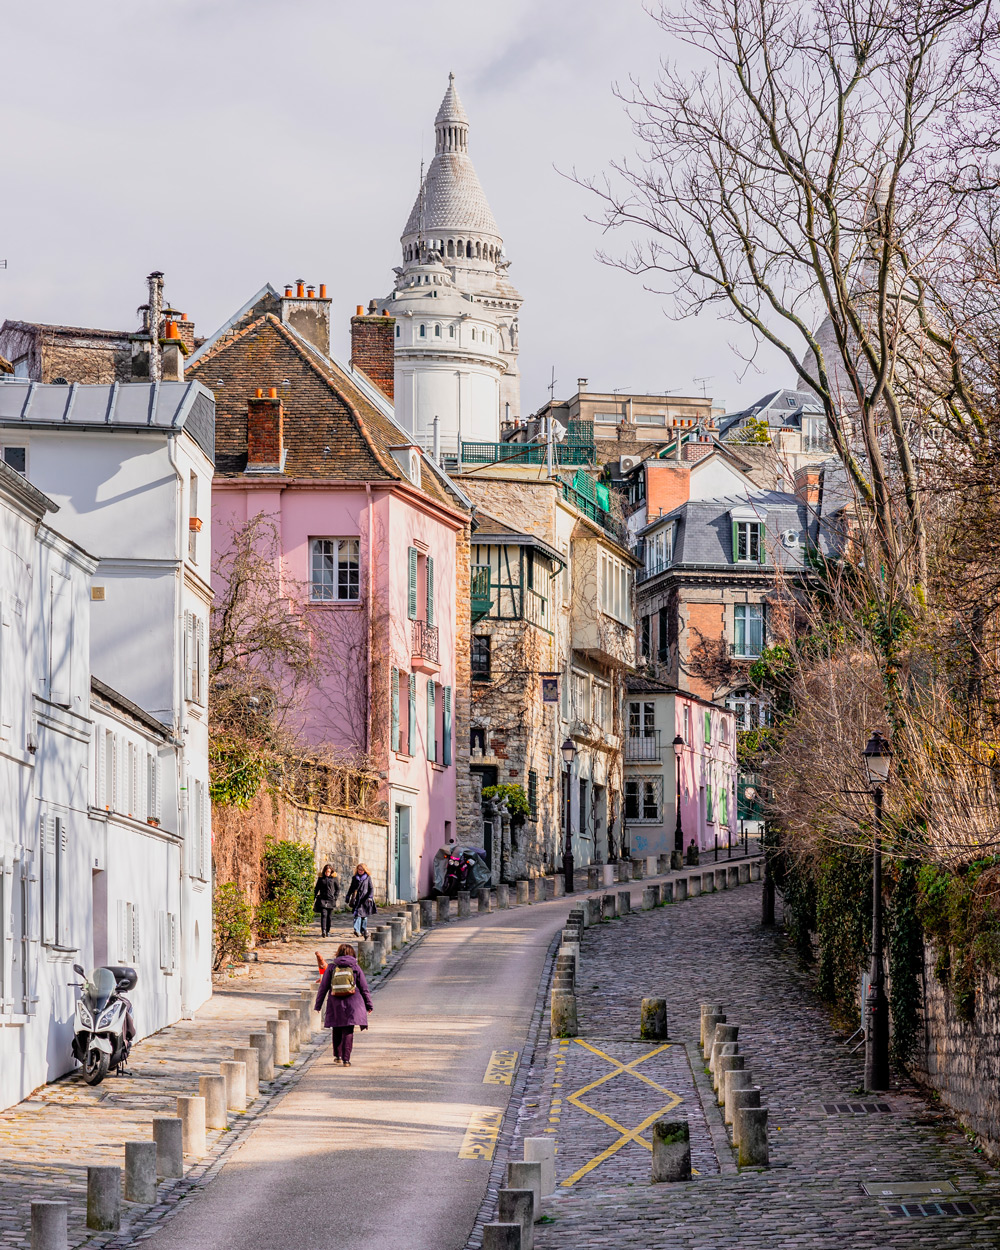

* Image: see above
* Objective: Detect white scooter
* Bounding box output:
[69,964,137,1085]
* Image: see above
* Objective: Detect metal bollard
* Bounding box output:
[249,1030,275,1081]
[523,1137,555,1195]
[124,1140,158,1204]
[499,1189,534,1250]
[176,1095,206,1156]
[640,997,668,1040]
[152,1117,183,1178]
[199,1074,228,1129]
[220,1059,247,1112]
[86,1165,120,1231]
[31,1199,68,1250]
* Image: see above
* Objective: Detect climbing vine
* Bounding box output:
[887,859,923,1064]
[815,847,871,1014]
[915,858,1000,1023]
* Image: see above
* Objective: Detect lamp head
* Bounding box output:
[672,733,684,759]
[862,731,892,785]
[561,737,576,766]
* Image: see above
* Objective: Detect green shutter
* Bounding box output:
[427,680,436,762]
[408,673,416,755]
[704,710,711,743]
[442,685,452,765]
[720,786,728,825]
[706,783,714,823]
[426,555,435,626]
[390,667,400,752]
[408,547,418,620]
[731,520,739,563]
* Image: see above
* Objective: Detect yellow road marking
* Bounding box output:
[458,1108,504,1160]
[483,1049,519,1086]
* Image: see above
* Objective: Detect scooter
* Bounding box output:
[69,963,138,1085]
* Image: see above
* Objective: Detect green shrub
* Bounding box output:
[209,739,269,808]
[260,839,315,935]
[481,784,530,824]
[213,882,253,971]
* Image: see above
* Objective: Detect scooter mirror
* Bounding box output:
[73,963,86,977]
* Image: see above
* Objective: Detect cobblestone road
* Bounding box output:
[513,885,1000,1248]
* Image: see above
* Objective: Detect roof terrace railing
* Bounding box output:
[560,480,629,547]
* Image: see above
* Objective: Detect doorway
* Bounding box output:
[394,805,412,902]
[472,765,499,870]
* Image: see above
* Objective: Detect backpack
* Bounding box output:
[330,964,357,998]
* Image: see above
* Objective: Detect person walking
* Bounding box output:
[346,863,376,939]
[313,942,373,1066]
[313,864,340,938]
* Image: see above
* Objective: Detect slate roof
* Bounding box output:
[91,676,171,740]
[718,388,821,438]
[641,490,823,569]
[625,673,730,710]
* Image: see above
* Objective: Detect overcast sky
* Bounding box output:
[1,0,788,413]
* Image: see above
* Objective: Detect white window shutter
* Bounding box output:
[159,912,169,971]
[183,612,193,701]
[55,819,70,949]
[117,900,129,963]
[111,735,119,812]
[97,730,106,808]
[170,912,178,971]
[201,782,211,880]
[196,617,206,705]
[0,856,13,1011]
[0,605,12,737]
[41,816,56,946]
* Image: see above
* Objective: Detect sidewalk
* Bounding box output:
[507,885,1000,1248]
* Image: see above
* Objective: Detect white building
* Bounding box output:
[0,377,214,1108]
[380,74,523,457]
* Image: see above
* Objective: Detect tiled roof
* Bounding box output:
[435,73,469,126]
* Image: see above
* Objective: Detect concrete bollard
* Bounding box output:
[457,891,472,918]
[268,1017,291,1066]
[436,896,452,923]
[711,1023,739,1067]
[559,942,581,972]
[87,1166,120,1231]
[651,1120,691,1182]
[278,1008,300,1053]
[420,898,435,928]
[688,873,701,897]
[499,1189,534,1250]
[357,939,377,975]
[675,877,688,902]
[640,997,668,1040]
[523,1137,555,1196]
[408,902,421,932]
[233,1048,259,1102]
[199,1074,228,1129]
[482,1225,522,1250]
[739,862,751,885]
[751,859,762,882]
[497,884,510,908]
[587,865,601,890]
[555,956,576,988]
[478,888,491,913]
[727,866,740,889]
[715,1053,744,1104]
[657,854,671,874]
[124,1140,158,1204]
[516,879,529,905]
[551,875,566,898]
[176,1095,206,1156]
[250,1030,274,1082]
[550,991,578,1038]
[699,1003,723,1047]
[220,1059,247,1112]
[738,1106,769,1166]
[616,890,631,916]
[702,872,715,893]
[389,917,406,949]
[711,1041,739,1088]
[297,990,314,1038]
[641,886,656,910]
[401,909,413,941]
[631,858,645,880]
[644,856,658,877]
[601,892,616,919]
[30,1200,68,1250]
[731,1087,761,1147]
[660,880,674,904]
[507,1161,542,1216]
[618,860,632,883]
[600,864,615,887]
[724,1069,754,1126]
[701,1014,725,1061]
[715,868,727,891]
[375,930,392,966]
[152,1117,183,1178]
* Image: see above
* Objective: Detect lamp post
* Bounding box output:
[672,734,684,870]
[561,737,577,894]
[862,730,892,1092]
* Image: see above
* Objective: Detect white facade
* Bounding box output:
[381,75,523,456]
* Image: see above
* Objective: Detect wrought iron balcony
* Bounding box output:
[625,734,661,762]
[411,619,440,672]
[471,565,492,622]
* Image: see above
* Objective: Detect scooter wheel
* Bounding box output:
[83,1049,110,1086]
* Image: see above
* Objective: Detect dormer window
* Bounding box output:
[730,511,766,564]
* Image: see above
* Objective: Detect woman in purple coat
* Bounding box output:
[313,943,374,1066]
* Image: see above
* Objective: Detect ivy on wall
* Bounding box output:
[915,858,1000,1023]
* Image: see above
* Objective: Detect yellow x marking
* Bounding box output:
[559,1040,684,1187]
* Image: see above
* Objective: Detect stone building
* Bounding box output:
[0,321,134,384]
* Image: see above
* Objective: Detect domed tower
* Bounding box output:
[381,74,523,458]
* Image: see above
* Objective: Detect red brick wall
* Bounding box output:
[351,315,395,401]
[247,396,283,465]
[681,599,726,700]
[646,462,690,519]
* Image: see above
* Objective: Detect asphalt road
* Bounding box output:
[141,900,571,1250]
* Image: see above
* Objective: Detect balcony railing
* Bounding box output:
[637,557,672,583]
[524,587,549,628]
[730,640,764,659]
[471,565,492,622]
[461,441,595,467]
[411,619,440,665]
[560,481,629,547]
[625,734,661,762]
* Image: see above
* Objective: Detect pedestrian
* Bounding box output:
[346,862,377,939]
[313,942,373,1066]
[314,864,340,938]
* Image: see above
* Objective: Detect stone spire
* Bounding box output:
[434,72,469,154]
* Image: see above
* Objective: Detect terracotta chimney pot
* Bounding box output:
[296,280,305,298]
[268,386,278,399]
[319,284,327,299]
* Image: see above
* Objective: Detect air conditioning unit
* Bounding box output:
[619,455,642,474]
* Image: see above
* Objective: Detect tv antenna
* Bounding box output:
[547,366,558,403]
[694,375,713,398]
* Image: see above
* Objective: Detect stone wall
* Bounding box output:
[283,799,391,903]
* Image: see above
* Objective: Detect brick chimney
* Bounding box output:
[350,304,395,401]
[279,280,332,355]
[793,465,821,507]
[247,387,284,471]
[645,461,690,516]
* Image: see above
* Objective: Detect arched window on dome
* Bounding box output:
[420,324,426,338]
[447,240,454,258]
[466,242,473,258]
[449,325,455,338]
[435,325,441,337]
[475,241,482,259]
[471,328,477,341]
[395,324,400,338]
[456,238,463,255]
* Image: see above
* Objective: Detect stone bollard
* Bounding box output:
[457,891,472,918]
[86,1166,120,1231]
[751,860,762,882]
[688,873,701,897]
[357,939,377,975]
[618,860,632,883]
[30,1200,68,1250]
[587,865,600,890]
[268,1018,291,1066]
[601,892,616,919]
[727,866,740,889]
[640,997,668,1040]
[523,1137,555,1196]
[711,1041,739,1088]
[660,880,674,904]
[600,864,615,887]
[389,917,406,949]
[739,863,751,885]
[711,1023,739,1064]
[220,1060,247,1112]
[278,1008,300,1053]
[651,1120,691,1182]
[402,909,414,941]
[297,990,314,1038]
[497,884,510,908]
[631,858,645,880]
[724,1069,754,1126]
[551,875,566,898]
[550,991,578,1038]
[715,1053,744,1105]
[675,877,688,903]
[420,898,435,928]
[584,897,600,927]
[738,1107,769,1166]
[702,872,715,894]
[559,942,581,973]
[499,1189,534,1250]
[233,1048,260,1102]
[124,1140,158,1204]
[516,879,529,905]
[176,1095,206,1156]
[478,888,491,913]
[507,1161,542,1216]
[408,902,421,932]
[482,1225,521,1250]
[701,1014,726,1061]
[731,1088,761,1147]
[616,890,631,917]
[657,854,671,874]
[250,1030,274,1082]
[199,1074,228,1129]
[555,956,576,987]
[378,930,394,966]
[644,856,658,877]
[699,1003,723,1047]
[436,896,452,923]
[641,886,656,910]
[152,1117,183,1178]
[714,868,727,891]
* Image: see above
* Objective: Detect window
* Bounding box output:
[733,520,765,563]
[528,770,538,819]
[188,472,199,563]
[434,324,441,337]
[683,705,691,744]
[645,528,671,577]
[419,324,426,337]
[449,325,455,338]
[625,777,663,823]
[657,606,669,663]
[395,324,400,338]
[640,615,651,660]
[471,635,491,681]
[147,752,160,821]
[442,686,452,766]
[786,396,797,407]
[12,356,29,378]
[472,328,477,341]
[593,681,609,730]
[117,901,139,963]
[1,849,33,1013]
[183,612,206,704]
[189,777,209,880]
[48,572,73,706]
[1,446,26,474]
[572,671,590,721]
[310,538,360,602]
[733,604,765,658]
[599,551,633,626]
[594,412,621,425]
[628,701,655,737]
[634,411,666,425]
[102,730,116,810]
[726,689,772,731]
[159,911,178,973]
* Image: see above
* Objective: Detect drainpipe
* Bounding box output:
[432,416,440,465]
[365,483,373,757]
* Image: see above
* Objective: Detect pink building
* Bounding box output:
[188,286,470,900]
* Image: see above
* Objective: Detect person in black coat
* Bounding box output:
[345,863,376,939]
[314,864,340,938]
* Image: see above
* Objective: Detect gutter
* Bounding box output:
[166,432,190,1014]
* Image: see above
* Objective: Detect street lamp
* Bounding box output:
[561,737,577,894]
[672,734,685,870]
[862,730,892,1092]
